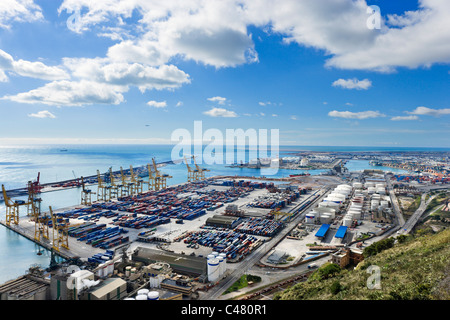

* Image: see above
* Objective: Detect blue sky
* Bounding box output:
[0,0,449,147]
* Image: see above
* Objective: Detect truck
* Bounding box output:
[307,263,318,269]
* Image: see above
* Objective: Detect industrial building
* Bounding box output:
[132,247,207,277]
[0,268,49,301]
[82,278,127,300]
[205,214,241,229]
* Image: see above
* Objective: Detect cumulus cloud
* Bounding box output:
[0,49,69,81]
[332,78,372,90]
[290,115,298,120]
[176,101,183,107]
[207,96,227,105]
[203,107,237,118]
[328,110,385,120]
[147,100,167,108]
[3,80,125,106]
[28,110,56,118]
[0,0,43,29]
[408,106,450,117]
[390,115,420,121]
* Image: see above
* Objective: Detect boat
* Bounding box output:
[289,173,310,177]
[60,148,68,152]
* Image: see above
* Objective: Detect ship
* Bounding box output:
[289,173,310,177]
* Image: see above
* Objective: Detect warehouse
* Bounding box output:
[82,278,127,300]
[132,247,207,277]
[205,215,241,229]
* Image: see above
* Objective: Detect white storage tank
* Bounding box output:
[305,213,315,224]
[147,291,159,300]
[138,289,150,296]
[208,258,220,283]
[125,266,131,277]
[320,213,332,224]
[217,255,225,278]
[135,295,147,300]
[219,253,227,275]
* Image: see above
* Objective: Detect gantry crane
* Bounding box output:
[81,176,95,205]
[108,168,119,199]
[119,167,131,197]
[146,163,157,191]
[152,158,172,190]
[184,156,201,182]
[27,178,42,217]
[30,198,50,242]
[49,206,69,252]
[193,155,210,180]
[2,184,31,226]
[97,170,112,202]
[130,165,144,194]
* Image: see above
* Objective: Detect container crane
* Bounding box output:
[81,176,95,205]
[49,206,69,252]
[119,167,131,197]
[184,156,200,182]
[192,155,210,180]
[146,163,157,191]
[108,168,119,199]
[152,158,172,190]
[130,165,144,194]
[97,170,111,202]
[2,184,31,226]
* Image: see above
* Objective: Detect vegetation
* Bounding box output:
[403,195,421,217]
[363,237,395,258]
[275,228,450,300]
[223,274,262,295]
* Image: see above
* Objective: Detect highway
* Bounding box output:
[398,193,435,235]
[201,187,331,300]
[385,174,405,226]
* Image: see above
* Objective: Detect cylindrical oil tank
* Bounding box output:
[207,258,220,283]
[147,291,159,300]
[135,295,147,300]
[138,289,149,296]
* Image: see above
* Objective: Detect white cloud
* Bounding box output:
[63,57,190,92]
[203,107,237,118]
[55,0,450,73]
[3,80,125,106]
[0,70,8,82]
[332,78,372,90]
[147,100,167,108]
[259,102,266,106]
[207,96,227,105]
[408,106,450,117]
[260,112,265,116]
[12,59,69,80]
[390,115,420,121]
[290,115,298,120]
[176,101,183,107]
[0,49,69,81]
[28,110,56,118]
[0,0,43,29]
[272,114,278,117]
[328,110,386,120]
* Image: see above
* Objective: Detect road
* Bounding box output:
[398,193,435,235]
[385,174,405,226]
[201,187,332,300]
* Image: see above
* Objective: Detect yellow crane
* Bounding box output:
[97,170,113,202]
[81,176,95,205]
[192,155,210,180]
[184,156,200,182]
[152,158,172,190]
[30,199,50,242]
[108,168,119,199]
[2,184,31,226]
[49,206,69,252]
[119,167,131,197]
[146,163,157,191]
[130,165,144,194]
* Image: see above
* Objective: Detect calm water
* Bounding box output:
[0,144,433,283]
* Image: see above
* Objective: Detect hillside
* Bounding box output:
[275,228,450,300]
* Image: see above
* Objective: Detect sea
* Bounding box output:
[0,144,442,284]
